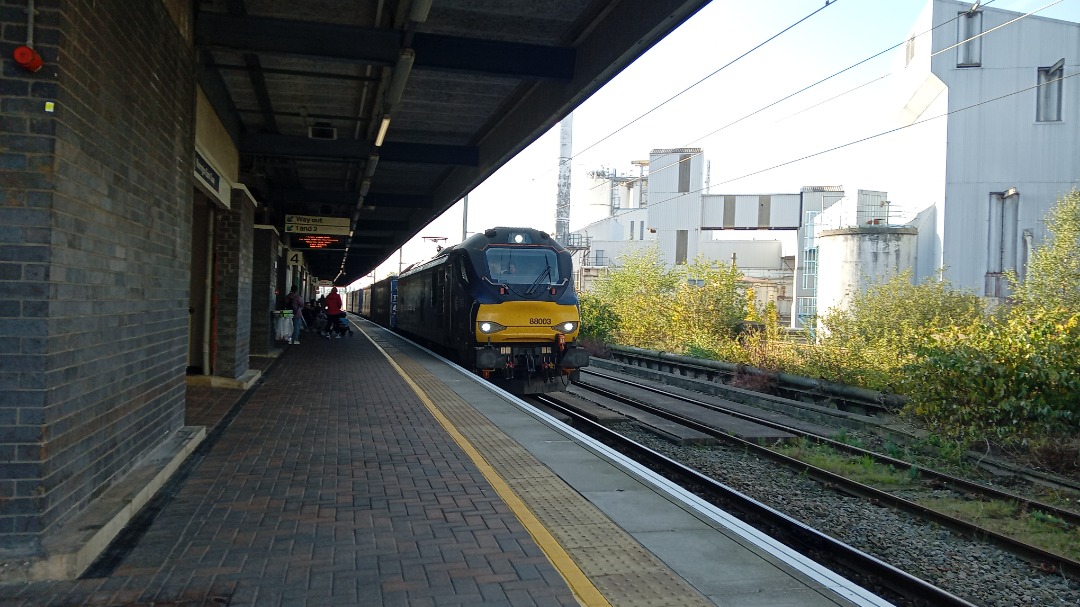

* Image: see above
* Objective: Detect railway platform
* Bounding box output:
[1,317,889,607]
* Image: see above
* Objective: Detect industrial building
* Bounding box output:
[569,0,1080,329]
[906,0,1080,297]
[569,149,815,328]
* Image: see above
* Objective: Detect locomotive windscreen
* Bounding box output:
[485,248,560,284]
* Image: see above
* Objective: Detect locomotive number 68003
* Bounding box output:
[360,227,589,395]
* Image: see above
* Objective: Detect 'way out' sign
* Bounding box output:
[285,215,350,236]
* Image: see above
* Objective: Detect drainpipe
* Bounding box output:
[1022,229,1034,282]
[13,0,44,72]
[203,206,215,375]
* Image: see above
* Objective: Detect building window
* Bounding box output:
[802,248,818,291]
[639,221,645,240]
[675,230,688,265]
[1037,59,1064,122]
[985,191,1019,297]
[905,35,916,67]
[678,154,691,193]
[630,220,635,240]
[957,11,982,67]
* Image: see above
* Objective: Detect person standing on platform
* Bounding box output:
[285,286,304,344]
[325,287,345,339]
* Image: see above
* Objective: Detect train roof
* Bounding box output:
[458,227,565,253]
[397,227,565,279]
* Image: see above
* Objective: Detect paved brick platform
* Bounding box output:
[1,334,578,606]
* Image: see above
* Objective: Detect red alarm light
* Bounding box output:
[13,45,43,72]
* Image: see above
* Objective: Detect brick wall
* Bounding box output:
[214,204,253,378]
[0,2,193,555]
[250,228,279,355]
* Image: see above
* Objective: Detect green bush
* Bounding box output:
[588,248,749,353]
[808,271,985,391]
[903,308,1080,445]
[578,291,619,343]
[901,190,1080,448]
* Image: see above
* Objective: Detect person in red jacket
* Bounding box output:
[324,287,346,338]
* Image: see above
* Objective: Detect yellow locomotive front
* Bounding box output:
[467,229,589,393]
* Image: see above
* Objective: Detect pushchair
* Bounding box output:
[328,314,352,339]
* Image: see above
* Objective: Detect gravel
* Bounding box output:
[619,423,1080,607]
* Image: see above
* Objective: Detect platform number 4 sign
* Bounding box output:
[290,253,300,265]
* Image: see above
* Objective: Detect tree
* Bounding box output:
[817,270,984,391]
[1010,188,1080,313]
[590,247,679,348]
[587,249,748,353]
[670,256,748,355]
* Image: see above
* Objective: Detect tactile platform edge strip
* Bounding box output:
[373,333,714,607]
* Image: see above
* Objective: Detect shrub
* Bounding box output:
[815,270,984,392]
[578,291,619,343]
[589,249,749,353]
[902,307,1080,446]
[1009,188,1080,313]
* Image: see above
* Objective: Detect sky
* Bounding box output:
[353,0,1080,288]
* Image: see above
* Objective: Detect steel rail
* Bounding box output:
[580,369,1080,528]
[565,381,1080,582]
[531,394,978,607]
[607,345,904,412]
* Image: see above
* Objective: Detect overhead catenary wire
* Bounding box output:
[570,0,842,163]
[586,2,982,194]
[601,0,1054,203]
[637,71,1080,213]
[932,0,1061,57]
[625,1,1027,189]
[714,72,1078,186]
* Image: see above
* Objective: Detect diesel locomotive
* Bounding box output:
[360,227,589,394]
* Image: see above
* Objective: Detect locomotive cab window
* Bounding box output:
[485,248,560,284]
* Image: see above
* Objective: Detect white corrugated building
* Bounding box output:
[570,148,799,323]
[905,0,1080,297]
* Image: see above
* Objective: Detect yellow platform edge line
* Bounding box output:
[362,328,612,607]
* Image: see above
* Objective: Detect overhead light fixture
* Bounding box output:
[364,153,379,178]
[359,179,371,197]
[375,116,391,147]
[385,49,415,108]
[307,121,337,140]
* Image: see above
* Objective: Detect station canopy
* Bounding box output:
[194,0,710,284]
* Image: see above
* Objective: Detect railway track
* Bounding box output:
[525,372,1080,605]
[527,393,977,607]
[588,356,1080,496]
[579,369,1080,535]
[605,344,904,416]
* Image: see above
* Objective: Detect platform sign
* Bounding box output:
[285,215,350,235]
[285,223,350,235]
[290,234,348,250]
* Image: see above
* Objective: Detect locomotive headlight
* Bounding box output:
[553,321,578,334]
[478,321,507,334]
